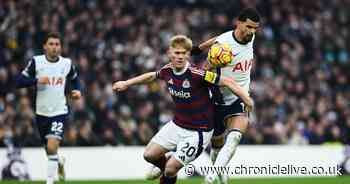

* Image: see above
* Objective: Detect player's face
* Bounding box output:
[237,19,259,43]
[167,46,190,70]
[44,38,61,59]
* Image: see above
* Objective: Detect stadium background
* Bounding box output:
[0,0,349,183]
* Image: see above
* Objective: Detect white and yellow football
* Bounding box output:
[207,43,233,67]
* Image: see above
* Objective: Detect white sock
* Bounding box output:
[214,130,242,167]
[47,154,58,184]
[210,147,221,164]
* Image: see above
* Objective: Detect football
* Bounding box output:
[207,43,233,67]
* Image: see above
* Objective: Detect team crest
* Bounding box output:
[168,79,174,85]
[182,79,190,88]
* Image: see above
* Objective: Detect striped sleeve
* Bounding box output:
[156,64,171,80]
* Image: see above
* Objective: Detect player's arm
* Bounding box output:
[191,36,218,55]
[112,72,157,92]
[16,59,49,88]
[67,64,82,100]
[203,70,254,112]
[218,76,254,112]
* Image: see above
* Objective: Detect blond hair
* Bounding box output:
[169,35,193,51]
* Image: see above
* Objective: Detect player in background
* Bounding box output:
[16,32,82,184]
[192,8,260,184]
[112,35,253,184]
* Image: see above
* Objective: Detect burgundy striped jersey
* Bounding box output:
[156,63,220,131]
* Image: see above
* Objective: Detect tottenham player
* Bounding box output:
[16,32,82,184]
[112,35,253,184]
[193,8,260,184]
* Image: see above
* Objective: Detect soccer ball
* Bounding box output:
[207,43,233,67]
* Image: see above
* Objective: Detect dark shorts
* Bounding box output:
[213,98,247,136]
[36,114,68,145]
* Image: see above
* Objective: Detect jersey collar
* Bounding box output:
[172,62,190,75]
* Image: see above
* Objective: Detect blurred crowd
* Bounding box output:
[0,0,349,147]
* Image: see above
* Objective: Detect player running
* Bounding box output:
[192,8,260,184]
[16,32,82,184]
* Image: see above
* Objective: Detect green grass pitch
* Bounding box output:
[1,176,349,184]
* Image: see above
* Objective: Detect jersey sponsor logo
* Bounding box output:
[204,71,217,84]
[168,87,191,99]
[48,77,64,86]
[182,79,190,88]
[232,59,253,72]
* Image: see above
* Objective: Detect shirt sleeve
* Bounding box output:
[67,64,78,80]
[16,58,37,88]
[215,31,231,44]
[21,58,36,78]
[156,65,170,80]
[191,67,220,86]
[67,64,81,91]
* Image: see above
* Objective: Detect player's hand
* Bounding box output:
[71,90,81,100]
[112,81,128,92]
[37,76,50,85]
[244,97,254,112]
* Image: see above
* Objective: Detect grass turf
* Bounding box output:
[0,176,349,184]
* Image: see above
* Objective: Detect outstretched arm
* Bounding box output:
[191,36,218,55]
[112,72,157,92]
[199,36,218,50]
[219,76,254,112]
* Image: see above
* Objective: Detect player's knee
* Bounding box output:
[164,166,178,177]
[46,139,59,155]
[46,143,58,155]
[143,150,158,163]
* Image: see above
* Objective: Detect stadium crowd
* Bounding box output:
[0,0,349,147]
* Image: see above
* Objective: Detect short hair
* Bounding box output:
[169,35,192,51]
[43,32,62,44]
[238,8,260,22]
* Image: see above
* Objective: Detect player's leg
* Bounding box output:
[205,106,227,184]
[161,127,213,184]
[206,99,248,184]
[208,134,227,184]
[145,152,173,180]
[37,114,66,184]
[46,138,60,184]
[144,142,169,179]
[210,114,226,165]
[214,115,248,168]
[160,156,182,184]
[144,122,177,180]
[205,115,248,184]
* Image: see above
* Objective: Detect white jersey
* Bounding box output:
[215,30,255,105]
[22,55,78,117]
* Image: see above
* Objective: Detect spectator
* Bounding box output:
[0,0,349,146]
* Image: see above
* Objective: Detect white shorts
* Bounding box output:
[151,121,213,165]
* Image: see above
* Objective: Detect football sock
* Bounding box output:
[47,154,59,184]
[214,130,242,167]
[210,147,221,164]
[160,174,177,184]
